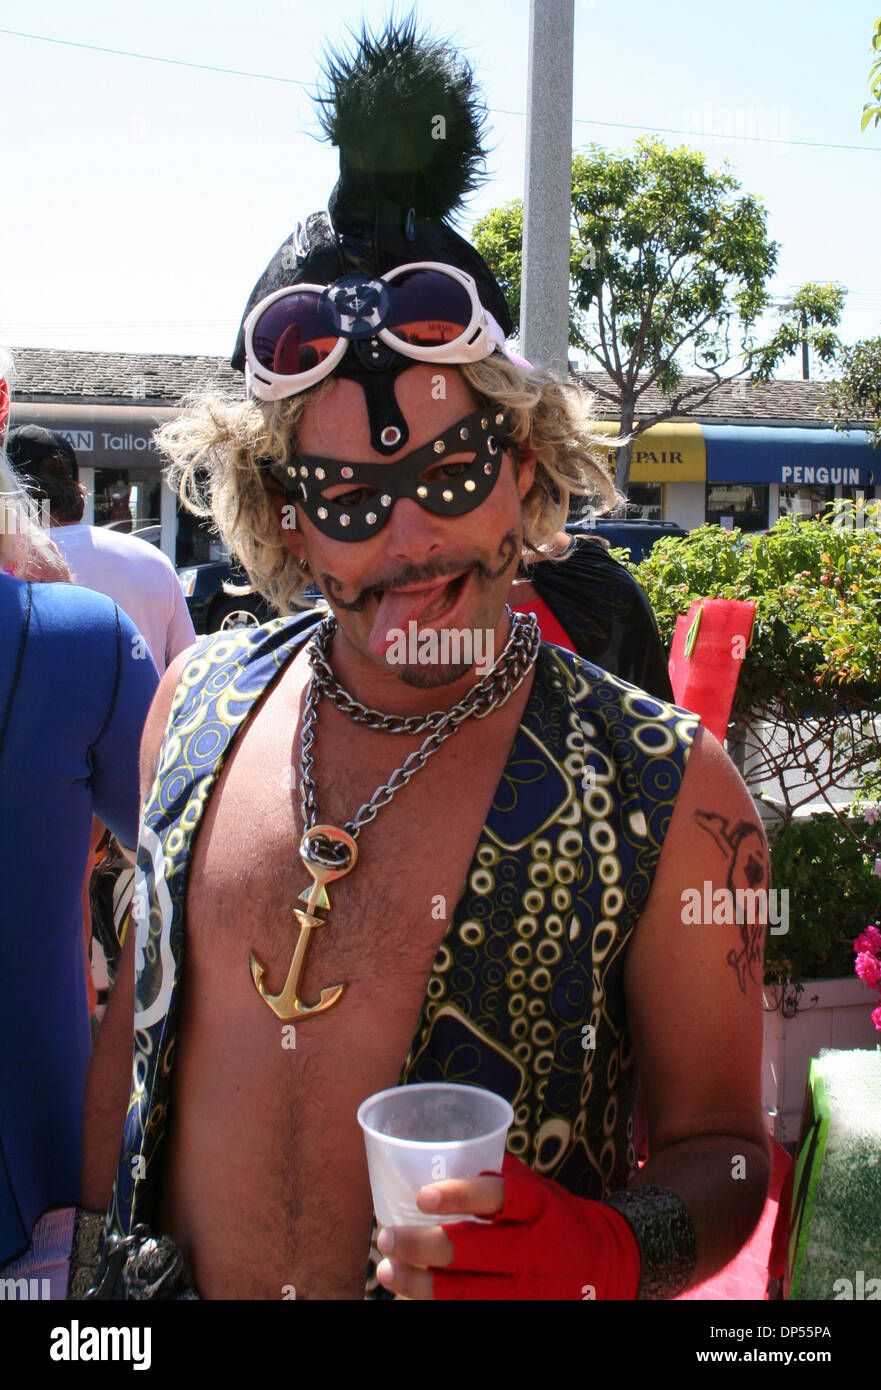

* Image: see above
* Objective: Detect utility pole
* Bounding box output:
[520,0,575,376]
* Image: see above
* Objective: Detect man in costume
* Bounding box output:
[77,19,770,1301]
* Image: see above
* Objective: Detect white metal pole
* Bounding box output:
[520,0,575,375]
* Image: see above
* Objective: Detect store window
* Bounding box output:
[778,483,834,522]
[626,484,662,520]
[93,469,161,537]
[827,486,880,534]
[705,483,768,532]
[170,465,228,566]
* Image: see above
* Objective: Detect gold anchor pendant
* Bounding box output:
[249,824,357,1020]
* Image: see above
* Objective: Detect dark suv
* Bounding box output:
[566,517,687,563]
[176,556,273,634]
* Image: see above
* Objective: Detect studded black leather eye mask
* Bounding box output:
[272,407,512,541]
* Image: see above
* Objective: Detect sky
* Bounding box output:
[1,0,880,377]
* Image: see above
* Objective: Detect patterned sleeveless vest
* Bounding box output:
[107,615,698,1250]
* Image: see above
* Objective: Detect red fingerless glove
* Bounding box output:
[432,1155,641,1301]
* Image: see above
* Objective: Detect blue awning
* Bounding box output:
[702,425,878,487]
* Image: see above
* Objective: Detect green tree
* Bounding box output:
[862,16,881,130]
[750,282,846,383]
[474,138,779,494]
[827,337,881,448]
[825,19,881,453]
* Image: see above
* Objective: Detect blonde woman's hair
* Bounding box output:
[0,349,70,581]
[0,450,70,580]
[156,355,621,615]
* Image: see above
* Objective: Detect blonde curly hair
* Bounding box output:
[0,348,71,582]
[157,354,619,614]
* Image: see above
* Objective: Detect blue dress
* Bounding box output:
[0,577,159,1266]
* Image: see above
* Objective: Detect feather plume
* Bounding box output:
[315,12,488,225]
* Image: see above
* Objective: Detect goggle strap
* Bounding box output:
[358,372,411,456]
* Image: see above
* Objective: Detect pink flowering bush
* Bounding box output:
[853,922,881,1031]
[855,951,881,987]
[855,924,881,954]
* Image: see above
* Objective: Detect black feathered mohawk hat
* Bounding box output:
[231,15,513,381]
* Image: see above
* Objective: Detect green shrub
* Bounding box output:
[629,506,881,718]
[767,813,881,981]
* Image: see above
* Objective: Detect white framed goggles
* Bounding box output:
[243,261,506,401]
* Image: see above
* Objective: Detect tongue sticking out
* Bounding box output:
[368,578,459,655]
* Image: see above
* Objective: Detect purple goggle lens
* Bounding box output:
[251,291,339,375]
[383,268,474,348]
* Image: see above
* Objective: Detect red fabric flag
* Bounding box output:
[668,598,757,743]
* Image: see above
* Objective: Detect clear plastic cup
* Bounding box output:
[357,1082,514,1228]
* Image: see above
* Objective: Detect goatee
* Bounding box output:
[392,661,473,689]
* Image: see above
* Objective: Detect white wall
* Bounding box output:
[663,482,705,531]
[160,476,177,564]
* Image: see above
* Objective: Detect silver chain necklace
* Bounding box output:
[248,607,540,1023]
[301,607,540,844]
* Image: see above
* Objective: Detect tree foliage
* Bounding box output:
[826,336,881,448]
[862,16,881,130]
[750,282,846,384]
[766,815,881,983]
[631,506,881,709]
[473,138,779,493]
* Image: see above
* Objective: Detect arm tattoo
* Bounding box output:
[694,811,769,995]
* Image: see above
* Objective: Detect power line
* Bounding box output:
[0,27,311,86]
[496,105,879,153]
[2,27,879,155]
[567,116,878,154]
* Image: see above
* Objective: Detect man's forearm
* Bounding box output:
[80,930,135,1210]
[629,1132,770,1290]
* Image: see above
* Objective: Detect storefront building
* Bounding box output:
[581,372,877,533]
[8,349,877,566]
[9,348,241,566]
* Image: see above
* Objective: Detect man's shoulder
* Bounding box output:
[172,610,324,699]
[84,525,174,569]
[537,640,693,720]
[54,523,176,581]
[48,522,88,555]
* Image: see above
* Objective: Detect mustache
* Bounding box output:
[321,531,519,612]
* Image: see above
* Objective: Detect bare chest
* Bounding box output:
[189,675,517,1008]
[160,658,531,1296]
